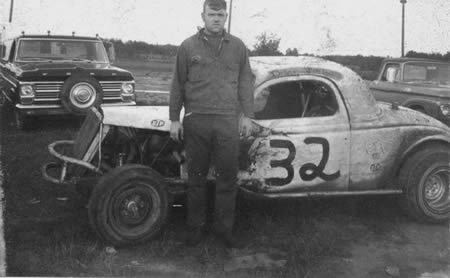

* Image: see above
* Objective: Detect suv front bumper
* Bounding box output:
[16,102,136,116]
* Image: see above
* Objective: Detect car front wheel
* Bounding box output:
[399,145,450,223]
[88,164,169,246]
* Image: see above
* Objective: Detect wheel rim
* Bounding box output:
[422,166,450,213]
[69,82,96,109]
[108,182,161,238]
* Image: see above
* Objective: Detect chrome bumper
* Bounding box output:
[16,101,136,110]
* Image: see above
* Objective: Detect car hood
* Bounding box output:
[370,80,450,99]
[14,62,133,80]
[102,105,178,132]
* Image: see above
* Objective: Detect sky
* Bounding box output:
[0,0,448,56]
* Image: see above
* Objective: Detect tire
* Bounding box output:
[14,110,33,130]
[88,164,169,246]
[61,75,103,115]
[1,99,13,122]
[0,91,6,107]
[399,145,450,223]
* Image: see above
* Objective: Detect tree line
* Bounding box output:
[109,38,178,59]
[109,34,449,80]
[110,35,449,62]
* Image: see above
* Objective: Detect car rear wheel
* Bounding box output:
[399,145,450,223]
[88,164,169,246]
[61,75,103,114]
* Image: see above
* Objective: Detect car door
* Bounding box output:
[371,62,410,104]
[237,75,351,195]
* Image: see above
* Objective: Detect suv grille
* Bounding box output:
[33,83,63,104]
[34,83,63,98]
[32,81,124,104]
[99,82,123,101]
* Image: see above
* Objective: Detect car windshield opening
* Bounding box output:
[254,80,338,120]
[16,39,109,63]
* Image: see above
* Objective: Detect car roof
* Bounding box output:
[250,56,380,122]
[16,35,101,41]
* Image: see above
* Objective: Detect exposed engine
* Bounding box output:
[100,126,183,177]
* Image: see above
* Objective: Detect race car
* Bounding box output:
[43,56,450,246]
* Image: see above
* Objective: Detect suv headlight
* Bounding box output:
[121,83,134,94]
[20,85,35,97]
[440,104,450,117]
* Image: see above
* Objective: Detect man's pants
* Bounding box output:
[183,113,239,232]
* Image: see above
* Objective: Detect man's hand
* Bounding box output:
[239,116,253,138]
[170,121,183,142]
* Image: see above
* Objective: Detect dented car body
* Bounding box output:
[43,56,450,246]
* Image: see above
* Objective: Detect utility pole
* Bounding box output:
[228,0,233,33]
[9,0,14,22]
[400,0,407,57]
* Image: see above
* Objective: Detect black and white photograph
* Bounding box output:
[0,0,449,276]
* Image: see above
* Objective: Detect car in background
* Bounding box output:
[43,56,450,246]
[369,58,450,125]
[0,33,136,129]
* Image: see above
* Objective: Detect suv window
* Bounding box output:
[404,62,450,85]
[16,39,109,62]
[0,40,13,62]
[381,63,400,81]
[254,80,338,120]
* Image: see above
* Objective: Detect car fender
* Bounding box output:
[101,105,179,132]
[396,134,450,181]
[401,98,440,116]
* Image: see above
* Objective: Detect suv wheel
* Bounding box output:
[0,92,5,107]
[14,110,32,130]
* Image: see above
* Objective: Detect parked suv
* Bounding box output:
[369,58,450,125]
[0,33,135,129]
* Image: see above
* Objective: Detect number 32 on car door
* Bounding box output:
[247,135,349,189]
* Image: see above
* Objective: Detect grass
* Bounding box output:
[115,58,174,73]
[116,59,173,91]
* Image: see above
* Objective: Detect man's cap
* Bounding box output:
[204,0,227,11]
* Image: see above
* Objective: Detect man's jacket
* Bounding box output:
[170,29,254,121]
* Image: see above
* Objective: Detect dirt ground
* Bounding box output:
[0,66,449,277]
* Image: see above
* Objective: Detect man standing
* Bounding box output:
[169,0,254,248]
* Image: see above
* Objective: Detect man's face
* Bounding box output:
[202,5,227,34]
